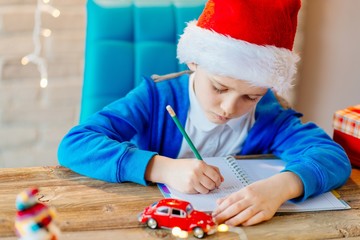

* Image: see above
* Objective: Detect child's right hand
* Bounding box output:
[166,158,224,194]
[145,155,224,194]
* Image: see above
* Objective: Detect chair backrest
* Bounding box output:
[80,0,206,123]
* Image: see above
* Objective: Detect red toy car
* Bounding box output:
[138,198,216,238]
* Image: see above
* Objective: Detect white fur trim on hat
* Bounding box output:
[177,21,300,95]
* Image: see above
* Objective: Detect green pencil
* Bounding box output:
[166,105,203,160]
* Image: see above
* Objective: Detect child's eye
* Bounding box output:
[245,95,258,102]
[213,86,226,94]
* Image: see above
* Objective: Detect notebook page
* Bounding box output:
[158,156,350,212]
[160,156,245,211]
[279,191,350,212]
[234,159,285,182]
[232,158,351,211]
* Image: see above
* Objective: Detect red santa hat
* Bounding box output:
[177,0,301,95]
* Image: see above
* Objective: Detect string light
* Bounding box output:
[171,227,188,238]
[171,224,248,239]
[217,224,248,239]
[21,0,60,89]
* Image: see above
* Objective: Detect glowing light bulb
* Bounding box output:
[41,28,52,37]
[217,224,229,232]
[21,57,30,65]
[172,227,182,237]
[40,78,48,88]
[52,9,60,18]
[178,230,188,238]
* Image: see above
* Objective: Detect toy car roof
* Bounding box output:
[156,198,191,210]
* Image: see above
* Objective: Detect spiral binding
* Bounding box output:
[225,156,252,186]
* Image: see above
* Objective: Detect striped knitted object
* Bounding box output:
[14,188,60,240]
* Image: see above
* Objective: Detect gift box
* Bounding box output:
[333,105,360,168]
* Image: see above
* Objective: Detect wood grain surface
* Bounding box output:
[1,166,359,240]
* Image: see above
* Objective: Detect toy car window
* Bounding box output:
[171,209,186,218]
[156,207,169,215]
[180,210,186,217]
[186,204,194,214]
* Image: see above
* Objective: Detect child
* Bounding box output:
[58,0,351,226]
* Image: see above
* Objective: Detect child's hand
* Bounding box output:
[145,155,224,194]
[212,172,303,226]
[166,158,224,194]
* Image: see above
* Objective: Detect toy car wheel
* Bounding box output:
[193,227,205,239]
[146,218,157,229]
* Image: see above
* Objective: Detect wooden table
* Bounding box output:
[1,166,360,240]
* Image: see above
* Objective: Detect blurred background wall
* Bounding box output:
[294,0,360,135]
[0,0,85,167]
[0,0,359,168]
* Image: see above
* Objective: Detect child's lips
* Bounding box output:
[215,114,229,122]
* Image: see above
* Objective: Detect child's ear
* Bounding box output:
[186,63,197,71]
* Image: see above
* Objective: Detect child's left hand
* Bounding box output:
[212,171,303,226]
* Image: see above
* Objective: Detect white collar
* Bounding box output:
[188,74,251,132]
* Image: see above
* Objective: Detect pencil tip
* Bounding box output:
[166,105,175,117]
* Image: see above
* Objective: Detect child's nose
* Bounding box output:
[220,97,238,117]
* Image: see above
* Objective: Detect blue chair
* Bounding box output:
[80,0,206,123]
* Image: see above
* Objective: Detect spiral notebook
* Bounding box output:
[158,156,351,212]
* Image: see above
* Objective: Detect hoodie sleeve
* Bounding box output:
[57,79,157,185]
[241,91,351,201]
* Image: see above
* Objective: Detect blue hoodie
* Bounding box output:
[58,73,351,202]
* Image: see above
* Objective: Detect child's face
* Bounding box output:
[192,67,268,124]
